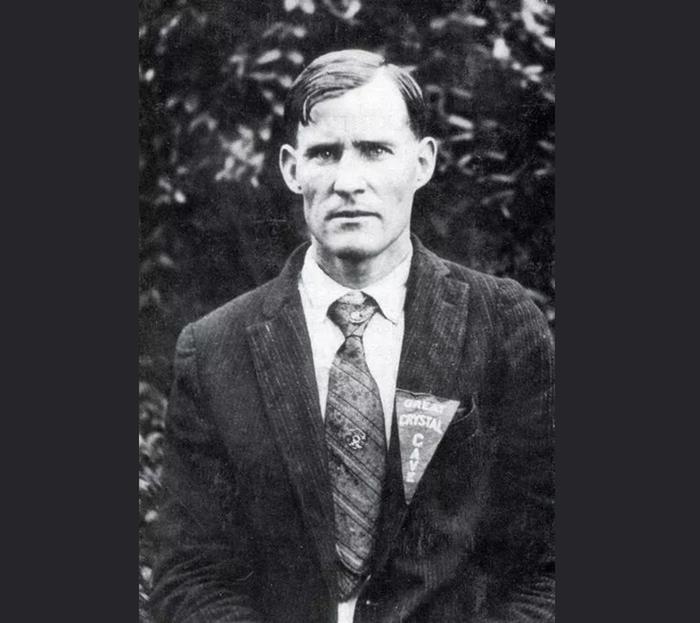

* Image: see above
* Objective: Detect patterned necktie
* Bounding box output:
[325,291,387,599]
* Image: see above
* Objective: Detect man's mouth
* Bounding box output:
[327,210,379,220]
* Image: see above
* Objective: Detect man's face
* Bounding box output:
[280,72,436,264]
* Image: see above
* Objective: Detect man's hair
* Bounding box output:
[283,49,427,144]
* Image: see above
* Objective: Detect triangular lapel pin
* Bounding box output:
[395,388,461,503]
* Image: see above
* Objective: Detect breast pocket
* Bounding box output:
[447,394,480,438]
[425,395,493,501]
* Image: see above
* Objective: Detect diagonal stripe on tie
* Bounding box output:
[326,439,384,494]
[326,401,385,444]
[332,359,380,393]
[325,291,387,599]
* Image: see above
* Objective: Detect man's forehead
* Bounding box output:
[309,73,408,122]
[295,118,413,150]
[303,111,410,133]
[299,75,412,140]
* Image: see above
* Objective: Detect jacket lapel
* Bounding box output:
[373,238,472,569]
[245,244,338,598]
[398,238,472,402]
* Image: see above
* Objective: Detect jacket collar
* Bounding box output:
[261,235,452,319]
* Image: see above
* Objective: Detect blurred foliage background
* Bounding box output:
[138,0,554,619]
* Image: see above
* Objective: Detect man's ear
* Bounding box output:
[279,144,303,194]
[415,136,437,190]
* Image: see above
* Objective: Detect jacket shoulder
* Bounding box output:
[180,277,279,347]
[433,253,550,335]
[438,255,531,306]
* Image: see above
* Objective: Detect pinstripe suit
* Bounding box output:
[150,237,555,623]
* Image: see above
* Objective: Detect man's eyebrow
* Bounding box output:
[353,139,396,149]
[302,142,341,158]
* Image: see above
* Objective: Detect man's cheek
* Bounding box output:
[301,182,324,204]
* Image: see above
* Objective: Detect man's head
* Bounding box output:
[279,49,437,275]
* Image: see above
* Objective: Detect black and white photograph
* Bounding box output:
[138,1,555,621]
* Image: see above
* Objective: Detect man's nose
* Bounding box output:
[332,151,366,196]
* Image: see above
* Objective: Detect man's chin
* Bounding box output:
[333,246,374,262]
[317,232,380,262]
[314,229,410,266]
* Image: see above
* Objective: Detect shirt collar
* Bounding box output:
[299,243,412,325]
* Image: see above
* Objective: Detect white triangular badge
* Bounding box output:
[395,388,461,503]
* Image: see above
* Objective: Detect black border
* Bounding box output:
[3,1,693,621]
[556,3,695,622]
[4,2,137,620]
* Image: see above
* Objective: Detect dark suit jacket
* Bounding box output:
[150,238,555,623]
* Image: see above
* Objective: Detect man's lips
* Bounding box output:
[327,210,379,220]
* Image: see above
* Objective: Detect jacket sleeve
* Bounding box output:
[478,279,555,623]
[149,324,267,623]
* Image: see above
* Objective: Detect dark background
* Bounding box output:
[138,1,555,619]
[1,2,690,622]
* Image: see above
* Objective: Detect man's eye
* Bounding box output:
[311,148,337,162]
[364,145,391,159]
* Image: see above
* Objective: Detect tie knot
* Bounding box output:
[327,291,379,338]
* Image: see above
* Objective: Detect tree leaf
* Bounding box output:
[255,49,282,65]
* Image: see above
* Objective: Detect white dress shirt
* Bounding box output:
[297,243,412,622]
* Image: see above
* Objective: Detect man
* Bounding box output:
[150,49,554,623]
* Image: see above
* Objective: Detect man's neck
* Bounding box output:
[312,236,412,289]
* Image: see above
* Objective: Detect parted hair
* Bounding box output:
[282,49,427,144]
